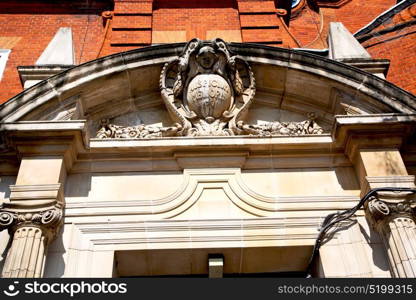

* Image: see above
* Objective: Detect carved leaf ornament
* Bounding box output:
[97,38,323,139]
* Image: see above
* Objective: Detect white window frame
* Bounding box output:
[0,49,11,81]
[292,0,302,8]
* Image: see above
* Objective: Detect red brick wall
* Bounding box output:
[238,0,287,46]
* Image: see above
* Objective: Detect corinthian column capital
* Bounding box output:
[366,196,415,229]
[0,182,65,278]
[365,194,416,278]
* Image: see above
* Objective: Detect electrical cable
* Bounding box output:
[304,187,416,278]
[302,8,324,48]
[278,16,303,47]
[354,0,416,38]
[97,12,113,59]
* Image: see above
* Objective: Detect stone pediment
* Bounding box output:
[0,41,415,141]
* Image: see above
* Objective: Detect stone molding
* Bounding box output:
[365,195,416,278]
[63,168,360,220]
[65,216,324,253]
[0,183,64,241]
[96,120,182,139]
[340,58,390,78]
[17,65,74,89]
[0,42,415,278]
[95,116,325,139]
[62,216,327,277]
[1,43,415,123]
[1,115,415,176]
[332,113,416,160]
[0,183,65,277]
[1,226,48,278]
[235,113,323,136]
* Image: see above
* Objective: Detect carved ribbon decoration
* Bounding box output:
[0,207,62,233]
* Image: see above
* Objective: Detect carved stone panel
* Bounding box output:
[96,39,324,139]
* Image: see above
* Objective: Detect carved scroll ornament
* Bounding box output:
[367,197,415,226]
[96,39,324,139]
[0,205,63,240]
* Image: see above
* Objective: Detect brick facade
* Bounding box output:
[0,0,414,103]
[0,1,112,102]
[360,4,416,95]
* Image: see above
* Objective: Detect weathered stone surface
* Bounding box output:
[36,27,74,65]
[0,42,416,278]
[329,22,371,60]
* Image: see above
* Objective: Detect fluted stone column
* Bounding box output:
[366,196,416,277]
[0,206,63,278]
[344,138,416,277]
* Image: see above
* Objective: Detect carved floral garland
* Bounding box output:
[96,119,182,139]
[96,116,324,139]
[95,39,325,139]
[0,206,63,234]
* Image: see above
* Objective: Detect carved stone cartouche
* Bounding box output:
[367,195,415,229]
[96,38,324,139]
[160,38,256,136]
[96,119,182,139]
[236,112,324,136]
[365,193,416,278]
[0,205,63,241]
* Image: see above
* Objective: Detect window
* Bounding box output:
[0,49,10,81]
[292,0,301,7]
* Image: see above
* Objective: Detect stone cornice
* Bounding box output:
[8,183,64,207]
[66,216,346,251]
[0,114,414,174]
[63,168,361,220]
[365,176,416,190]
[0,180,65,242]
[332,114,416,160]
[364,179,416,230]
[0,120,87,171]
[0,119,411,176]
